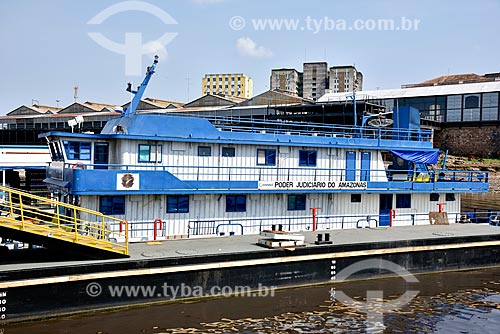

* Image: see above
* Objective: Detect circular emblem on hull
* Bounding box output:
[121,172,135,188]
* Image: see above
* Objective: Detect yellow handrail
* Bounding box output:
[0,185,128,256]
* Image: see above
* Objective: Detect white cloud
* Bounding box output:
[143,40,168,60]
[236,37,273,58]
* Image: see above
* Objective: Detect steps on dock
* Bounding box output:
[0,185,129,258]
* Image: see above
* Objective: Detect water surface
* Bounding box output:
[3,194,500,333]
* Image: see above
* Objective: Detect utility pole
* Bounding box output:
[353,71,360,126]
[74,85,79,102]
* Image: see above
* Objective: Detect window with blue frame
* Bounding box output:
[299,150,317,166]
[167,195,189,213]
[396,194,411,208]
[63,141,91,160]
[221,147,235,157]
[138,144,162,163]
[198,146,212,157]
[94,142,109,169]
[257,149,276,166]
[99,196,125,215]
[288,194,306,210]
[226,195,246,212]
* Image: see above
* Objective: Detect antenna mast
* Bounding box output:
[74,85,79,102]
[124,55,159,116]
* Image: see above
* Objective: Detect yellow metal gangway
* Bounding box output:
[0,185,128,258]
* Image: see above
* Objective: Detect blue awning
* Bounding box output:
[391,150,440,164]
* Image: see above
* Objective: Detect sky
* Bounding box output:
[0,0,499,114]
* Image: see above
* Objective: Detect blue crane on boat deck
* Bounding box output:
[123,55,159,116]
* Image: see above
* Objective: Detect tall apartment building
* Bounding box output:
[302,62,328,101]
[329,66,363,93]
[270,62,362,101]
[202,73,253,98]
[270,68,301,96]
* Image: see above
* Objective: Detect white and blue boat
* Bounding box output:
[41,58,489,241]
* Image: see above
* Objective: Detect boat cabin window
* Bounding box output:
[430,193,440,201]
[351,194,362,203]
[288,194,306,211]
[167,195,189,213]
[299,150,317,167]
[256,149,276,166]
[445,193,456,201]
[138,144,162,163]
[198,146,212,157]
[396,194,412,209]
[63,141,91,160]
[221,147,235,157]
[226,195,246,212]
[99,196,125,215]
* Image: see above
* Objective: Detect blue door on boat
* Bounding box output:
[379,194,393,227]
[360,152,371,181]
[345,151,356,181]
[94,142,109,169]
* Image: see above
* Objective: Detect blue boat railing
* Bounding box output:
[208,117,433,143]
[185,211,498,236]
[108,210,498,239]
[64,163,489,184]
[461,207,500,225]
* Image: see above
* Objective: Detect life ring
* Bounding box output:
[71,162,87,169]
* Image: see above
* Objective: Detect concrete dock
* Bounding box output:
[1,223,500,323]
[2,223,500,272]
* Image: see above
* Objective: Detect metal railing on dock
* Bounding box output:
[182,211,497,237]
[101,210,499,241]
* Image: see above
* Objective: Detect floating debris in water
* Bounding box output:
[152,282,500,334]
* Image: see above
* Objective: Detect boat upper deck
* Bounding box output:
[44,114,435,151]
[208,117,433,143]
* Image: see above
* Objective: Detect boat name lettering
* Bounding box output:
[259,181,367,190]
[296,181,327,188]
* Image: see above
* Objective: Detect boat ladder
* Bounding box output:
[0,185,128,258]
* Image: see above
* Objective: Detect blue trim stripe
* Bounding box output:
[66,169,488,195]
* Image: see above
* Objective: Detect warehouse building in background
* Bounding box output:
[319,73,500,157]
